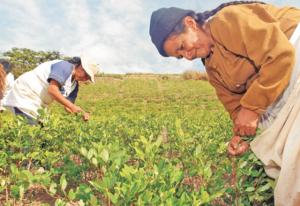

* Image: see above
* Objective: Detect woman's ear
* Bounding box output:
[183,16,197,30]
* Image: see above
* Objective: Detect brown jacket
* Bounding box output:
[205,3,300,121]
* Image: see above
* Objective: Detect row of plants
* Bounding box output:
[0,109,273,205]
[0,78,274,205]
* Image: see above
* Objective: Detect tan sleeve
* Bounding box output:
[210,5,295,114]
[207,70,243,121]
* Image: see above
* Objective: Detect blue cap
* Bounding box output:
[149,7,194,57]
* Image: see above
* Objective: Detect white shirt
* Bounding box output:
[0,72,14,110]
[3,60,75,118]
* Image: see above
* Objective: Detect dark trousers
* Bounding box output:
[14,107,37,125]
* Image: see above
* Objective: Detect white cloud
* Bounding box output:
[0,0,48,49]
[0,0,203,74]
[1,0,300,73]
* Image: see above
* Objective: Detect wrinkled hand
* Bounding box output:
[234,107,259,136]
[82,112,90,121]
[228,135,249,156]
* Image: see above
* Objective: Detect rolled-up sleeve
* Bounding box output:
[48,61,73,86]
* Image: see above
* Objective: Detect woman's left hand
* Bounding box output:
[83,112,90,121]
[228,135,249,156]
[234,107,259,136]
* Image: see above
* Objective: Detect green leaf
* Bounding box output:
[87,148,95,160]
[91,157,98,166]
[134,147,145,161]
[100,149,109,162]
[120,165,137,179]
[200,187,210,203]
[239,161,248,168]
[19,185,24,201]
[60,174,67,193]
[89,194,98,206]
[203,166,212,180]
[49,183,57,195]
[108,192,118,204]
[80,147,87,157]
[1,180,6,187]
[257,183,272,193]
[55,199,66,206]
[140,136,148,145]
[245,187,255,192]
[195,145,202,156]
[175,119,184,137]
[68,189,76,200]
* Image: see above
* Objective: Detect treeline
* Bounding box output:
[1,48,70,77]
[2,48,207,80]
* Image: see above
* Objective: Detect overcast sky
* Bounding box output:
[1,0,300,74]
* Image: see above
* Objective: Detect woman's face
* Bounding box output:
[74,65,90,82]
[163,16,213,60]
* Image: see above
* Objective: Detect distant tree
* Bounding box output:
[2,48,65,77]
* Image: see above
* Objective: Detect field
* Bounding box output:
[0,75,274,205]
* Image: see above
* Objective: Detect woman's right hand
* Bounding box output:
[234,107,259,136]
[69,105,90,121]
[70,105,83,113]
[83,112,90,121]
[227,135,249,156]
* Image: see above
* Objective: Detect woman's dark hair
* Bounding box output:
[0,64,6,99]
[0,59,12,74]
[171,1,265,35]
[196,1,265,24]
[67,57,81,68]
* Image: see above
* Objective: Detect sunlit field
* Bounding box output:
[0,75,273,205]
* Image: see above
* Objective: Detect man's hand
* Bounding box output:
[228,135,249,156]
[234,107,259,136]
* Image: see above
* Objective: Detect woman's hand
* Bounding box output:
[67,105,90,121]
[69,105,83,113]
[227,135,249,156]
[83,112,90,121]
[234,107,259,136]
[48,80,89,121]
[69,105,90,121]
[66,105,90,121]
